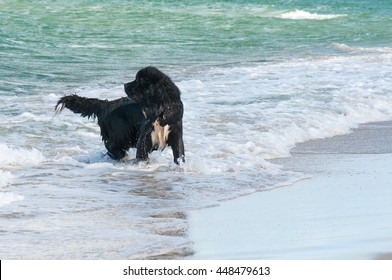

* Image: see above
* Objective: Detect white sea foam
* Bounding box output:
[0,192,24,207]
[0,144,41,207]
[178,53,392,167]
[278,10,346,20]
[331,43,392,53]
[0,170,13,188]
[0,170,23,207]
[0,143,45,166]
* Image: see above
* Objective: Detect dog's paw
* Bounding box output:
[174,156,185,165]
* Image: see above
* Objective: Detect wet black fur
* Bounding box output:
[55,67,185,164]
[55,95,146,160]
[124,66,185,164]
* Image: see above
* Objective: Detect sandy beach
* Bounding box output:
[188,121,392,259]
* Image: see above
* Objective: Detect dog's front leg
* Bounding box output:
[173,139,185,164]
[169,123,185,164]
[104,141,127,160]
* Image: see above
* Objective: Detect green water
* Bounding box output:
[1,0,391,95]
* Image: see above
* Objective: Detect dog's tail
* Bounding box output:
[55,94,108,119]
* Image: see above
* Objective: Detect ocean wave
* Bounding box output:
[278,10,346,20]
[331,43,392,53]
[0,143,45,167]
[179,54,392,166]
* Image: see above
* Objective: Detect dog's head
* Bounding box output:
[124,66,181,106]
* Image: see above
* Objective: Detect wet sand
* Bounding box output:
[188,121,392,259]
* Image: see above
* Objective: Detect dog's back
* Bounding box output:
[99,102,146,149]
[55,94,146,160]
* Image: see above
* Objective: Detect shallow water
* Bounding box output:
[1,0,392,258]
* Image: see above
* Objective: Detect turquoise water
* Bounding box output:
[2,0,391,94]
[1,0,392,259]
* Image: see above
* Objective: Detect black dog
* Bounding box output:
[55,67,185,164]
[55,95,145,160]
[124,66,185,164]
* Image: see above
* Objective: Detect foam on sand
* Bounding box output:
[188,121,392,259]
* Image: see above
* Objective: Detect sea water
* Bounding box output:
[1,0,391,258]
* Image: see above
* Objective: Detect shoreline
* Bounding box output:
[188,121,392,259]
